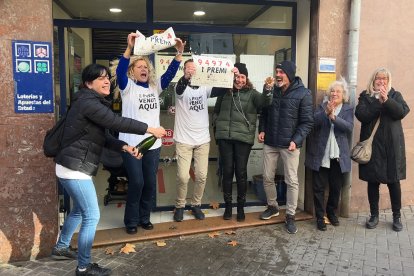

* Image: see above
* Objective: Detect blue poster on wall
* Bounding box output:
[12,40,53,113]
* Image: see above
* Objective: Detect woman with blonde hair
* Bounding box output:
[305,78,354,231]
[112,33,185,234]
[355,68,410,232]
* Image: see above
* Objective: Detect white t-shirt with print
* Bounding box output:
[173,85,213,145]
[119,78,162,149]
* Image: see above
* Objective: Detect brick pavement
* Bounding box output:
[1,206,414,276]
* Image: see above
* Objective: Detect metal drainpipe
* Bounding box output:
[341,0,361,217]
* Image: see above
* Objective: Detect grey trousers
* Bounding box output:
[262,144,300,216]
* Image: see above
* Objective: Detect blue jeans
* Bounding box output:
[123,147,160,227]
[55,178,100,268]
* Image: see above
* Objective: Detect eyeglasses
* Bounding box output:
[375,77,388,81]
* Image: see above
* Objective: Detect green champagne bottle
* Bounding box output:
[135,135,157,155]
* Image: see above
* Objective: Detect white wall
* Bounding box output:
[296,0,311,86]
[295,0,311,212]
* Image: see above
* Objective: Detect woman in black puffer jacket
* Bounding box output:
[52,64,165,276]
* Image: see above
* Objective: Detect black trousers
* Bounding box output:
[218,139,252,204]
[312,159,344,219]
[367,181,401,217]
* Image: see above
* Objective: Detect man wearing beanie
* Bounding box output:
[258,60,314,234]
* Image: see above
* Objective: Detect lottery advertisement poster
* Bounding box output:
[12,40,53,113]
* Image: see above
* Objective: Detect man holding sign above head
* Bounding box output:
[111,31,184,235]
[213,63,272,222]
[190,55,234,88]
[173,59,229,222]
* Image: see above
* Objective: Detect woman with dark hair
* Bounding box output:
[213,63,270,221]
[51,63,165,276]
[355,68,410,232]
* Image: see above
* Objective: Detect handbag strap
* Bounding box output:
[367,117,380,142]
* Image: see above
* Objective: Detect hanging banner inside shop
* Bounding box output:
[12,40,53,113]
[155,54,192,83]
[134,27,176,56]
[190,55,234,88]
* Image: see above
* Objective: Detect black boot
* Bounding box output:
[236,202,245,222]
[223,193,233,220]
[392,212,403,232]
[366,215,379,229]
[236,194,246,222]
[223,202,232,220]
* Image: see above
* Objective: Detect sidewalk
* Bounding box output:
[1,206,414,276]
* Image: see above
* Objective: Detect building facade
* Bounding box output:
[0,0,413,263]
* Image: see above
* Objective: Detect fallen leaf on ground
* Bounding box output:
[225,230,236,235]
[210,201,220,209]
[120,243,136,254]
[105,248,115,255]
[227,240,238,246]
[324,216,331,224]
[156,240,167,247]
[208,231,220,238]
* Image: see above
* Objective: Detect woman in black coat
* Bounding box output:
[355,68,410,232]
[51,64,165,275]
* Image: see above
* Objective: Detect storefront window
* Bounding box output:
[154,31,291,208]
[67,30,85,96]
[246,6,292,29]
[154,0,292,29]
[54,0,147,22]
[53,0,296,214]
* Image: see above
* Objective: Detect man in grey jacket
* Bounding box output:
[258,60,314,234]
